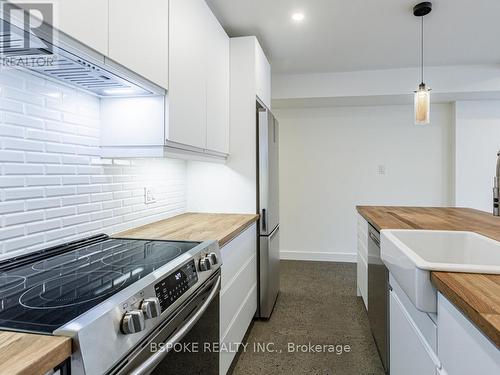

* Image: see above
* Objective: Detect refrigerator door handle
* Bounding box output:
[262,208,267,232]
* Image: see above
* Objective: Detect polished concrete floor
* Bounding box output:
[232,260,385,375]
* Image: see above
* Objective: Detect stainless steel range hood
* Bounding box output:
[0,6,165,97]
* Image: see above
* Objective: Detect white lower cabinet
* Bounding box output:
[389,274,500,375]
[357,214,368,309]
[390,275,440,375]
[437,293,500,375]
[219,223,257,375]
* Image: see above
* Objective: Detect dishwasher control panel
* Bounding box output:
[154,260,198,312]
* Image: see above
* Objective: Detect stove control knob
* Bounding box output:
[199,256,211,272]
[121,310,145,334]
[141,297,161,319]
[208,252,219,266]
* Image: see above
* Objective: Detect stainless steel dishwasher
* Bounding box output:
[368,224,390,374]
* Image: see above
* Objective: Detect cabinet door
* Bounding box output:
[390,289,439,375]
[55,0,109,55]
[438,293,500,375]
[109,0,168,89]
[168,0,207,150]
[255,40,271,109]
[205,6,229,154]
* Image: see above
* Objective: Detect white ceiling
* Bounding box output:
[206,0,500,74]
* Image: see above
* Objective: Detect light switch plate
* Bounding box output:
[144,187,156,204]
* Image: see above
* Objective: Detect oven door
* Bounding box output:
[110,271,220,375]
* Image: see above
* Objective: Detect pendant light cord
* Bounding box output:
[421,16,424,84]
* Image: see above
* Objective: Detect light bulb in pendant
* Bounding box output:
[414,83,431,125]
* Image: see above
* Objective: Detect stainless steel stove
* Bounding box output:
[0,234,222,375]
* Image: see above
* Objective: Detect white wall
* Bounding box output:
[275,104,454,262]
[0,70,187,258]
[454,100,500,211]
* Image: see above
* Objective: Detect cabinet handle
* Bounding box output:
[262,208,267,232]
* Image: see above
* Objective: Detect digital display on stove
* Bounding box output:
[154,260,198,312]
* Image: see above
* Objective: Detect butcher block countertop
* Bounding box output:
[116,212,259,247]
[0,331,71,375]
[357,206,500,348]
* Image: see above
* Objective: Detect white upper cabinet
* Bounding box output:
[54,0,109,55]
[206,8,230,154]
[168,0,207,150]
[169,0,230,154]
[108,0,169,89]
[255,41,271,109]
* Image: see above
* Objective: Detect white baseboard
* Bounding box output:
[280,250,357,263]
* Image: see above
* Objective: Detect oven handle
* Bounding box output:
[128,275,221,375]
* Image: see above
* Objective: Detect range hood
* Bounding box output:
[0,8,165,97]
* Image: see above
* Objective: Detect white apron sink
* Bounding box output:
[380,230,500,313]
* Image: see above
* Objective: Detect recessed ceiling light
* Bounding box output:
[291,12,305,22]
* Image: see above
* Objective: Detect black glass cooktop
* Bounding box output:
[0,235,200,334]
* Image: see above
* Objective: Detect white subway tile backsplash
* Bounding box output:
[2,138,44,152]
[45,165,77,175]
[46,121,77,134]
[0,150,24,162]
[3,164,45,175]
[61,195,90,206]
[27,220,61,235]
[26,198,60,211]
[4,211,44,226]
[45,227,76,242]
[25,176,61,186]
[0,98,23,113]
[3,87,45,106]
[0,124,25,138]
[91,192,113,202]
[45,142,77,154]
[3,188,44,200]
[25,105,62,121]
[61,155,90,165]
[45,206,77,219]
[4,113,44,129]
[4,234,45,252]
[0,73,24,87]
[25,128,61,142]
[0,70,187,256]
[25,152,60,164]
[62,176,90,185]
[0,176,24,188]
[45,186,76,197]
[62,214,90,227]
[0,226,25,241]
[77,203,101,214]
[0,201,24,214]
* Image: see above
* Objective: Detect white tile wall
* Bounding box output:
[0,70,187,258]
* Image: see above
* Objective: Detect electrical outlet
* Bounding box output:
[144,187,156,204]
[377,165,386,175]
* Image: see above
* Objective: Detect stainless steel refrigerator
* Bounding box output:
[256,105,280,319]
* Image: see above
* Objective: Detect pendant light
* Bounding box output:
[413,2,432,125]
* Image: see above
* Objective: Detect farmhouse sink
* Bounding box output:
[380,230,500,313]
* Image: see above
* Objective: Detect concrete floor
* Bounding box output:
[232,260,385,375]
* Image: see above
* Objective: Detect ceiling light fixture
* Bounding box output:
[413,2,432,125]
[291,12,305,22]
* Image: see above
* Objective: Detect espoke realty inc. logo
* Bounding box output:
[0,1,57,69]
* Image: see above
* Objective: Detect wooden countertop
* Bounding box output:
[115,212,259,248]
[357,206,500,347]
[0,331,71,375]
